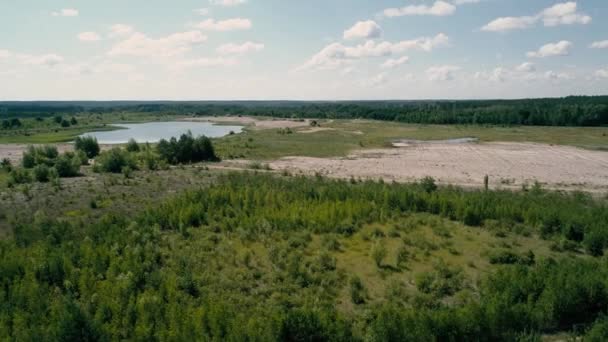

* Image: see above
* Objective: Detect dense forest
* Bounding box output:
[2,96,608,126]
[2,173,608,340]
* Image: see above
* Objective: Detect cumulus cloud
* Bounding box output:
[590,40,608,49]
[474,67,509,82]
[515,62,536,72]
[173,57,239,69]
[361,73,389,87]
[194,8,210,15]
[595,68,608,79]
[426,65,460,81]
[20,54,64,67]
[544,70,573,81]
[526,41,572,58]
[380,56,410,69]
[52,8,79,17]
[344,21,382,40]
[217,42,264,54]
[193,18,252,31]
[78,32,101,42]
[383,1,456,17]
[297,33,448,71]
[209,0,247,6]
[109,24,135,37]
[108,30,207,57]
[481,2,591,32]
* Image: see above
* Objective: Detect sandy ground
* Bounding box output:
[181,116,311,130]
[266,141,608,193]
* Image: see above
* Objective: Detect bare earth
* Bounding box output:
[267,141,608,193]
[181,116,311,130]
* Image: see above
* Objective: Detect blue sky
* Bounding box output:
[1,0,607,100]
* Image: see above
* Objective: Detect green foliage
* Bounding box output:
[22,145,59,168]
[349,276,367,304]
[157,132,219,165]
[54,153,80,177]
[420,176,438,193]
[8,167,32,185]
[126,138,140,152]
[95,148,137,173]
[74,136,100,158]
[371,240,387,268]
[33,164,50,182]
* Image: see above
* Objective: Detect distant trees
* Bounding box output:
[74,136,100,158]
[157,132,219,164]
[1,118,21,129]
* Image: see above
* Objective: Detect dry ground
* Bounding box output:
[181,116,311,130]
[266,141,608,192]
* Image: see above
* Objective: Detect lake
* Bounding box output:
[79,121,243,144]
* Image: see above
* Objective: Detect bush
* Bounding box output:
[54,154,80,177]
[420,176,438,193]
[33,164,50,182]
[126,138,140,152]
[349,276,366,304]
[95,148,136,173]
[22,145,59,168]
[8,168,31,185]
[371,241,387,268]
[157,132,218,165]
[1,158,12,171]
[74,136,100,158]
[61,120,71,127]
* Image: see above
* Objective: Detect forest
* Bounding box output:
[1,170,608,341]
[2,96,608,127]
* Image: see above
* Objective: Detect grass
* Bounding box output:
[215,119,608,160]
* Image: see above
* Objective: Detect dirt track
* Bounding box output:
[268,141,608,192]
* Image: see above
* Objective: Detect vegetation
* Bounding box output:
[74,135,100,158]
[157,132,219,164]
[1,172,607,340]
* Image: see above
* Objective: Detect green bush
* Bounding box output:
[74,136,100,158]
[8,168,31,185]
[126,138,140,152]
[157,132,219,165]
[33,164,50,182]
[371,241,387,268]
[95,148,136,173]
[54,154,80,177]
[349,276,367,304]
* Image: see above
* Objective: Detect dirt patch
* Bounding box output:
[181,116,311,130]
[298,127,335,134]
[268,142,608,193]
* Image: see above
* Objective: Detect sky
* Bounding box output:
[1,0,607,100]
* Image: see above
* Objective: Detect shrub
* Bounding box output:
[33,164,50,182]
[61,120,70,127]
[349,276,366,304]
[74,136,100,158]
[371,241,387,268]
[8,168,31,185]
[95,148,136,173]
[22,145,59,168]
[420,176,438,193]
[54,154,80,177]
[157,132,218,165]
[126,138,140,152]
[1,158,12,171]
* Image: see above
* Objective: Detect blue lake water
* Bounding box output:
[79,121,243,144]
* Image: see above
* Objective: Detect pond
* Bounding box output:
[78,121,243,144]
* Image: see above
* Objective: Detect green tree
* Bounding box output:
[74,136,100,158]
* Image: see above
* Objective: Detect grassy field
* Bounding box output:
[215,119,608,160]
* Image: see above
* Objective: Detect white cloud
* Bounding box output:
[515,62,536,72]
[474,67,510,82]
[361,73,389,87]
[209,0,247,6]
[108,31,207,57]
[78,32,101,42]
[194,18,252,31]
[453,0,481,4]
[384,1,456,17]
[52,9,79,17]
[20,54,64,67]
[0,50,12,58]
[541,2,591,26]
[217,42,264,54]
[481,1,591,32]
[380,56,410,69]
[194,8,210,16]
[298,33,448,71]
[173,57,239,69]
[590,40,608,49]
[544,70,573,80]
[595,68,608,79]
[426,65,460,81]
[526,41,572,58]
[344,20,382,40]
[109,24,135,37]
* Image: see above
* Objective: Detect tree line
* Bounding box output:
[2,96,608,126]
